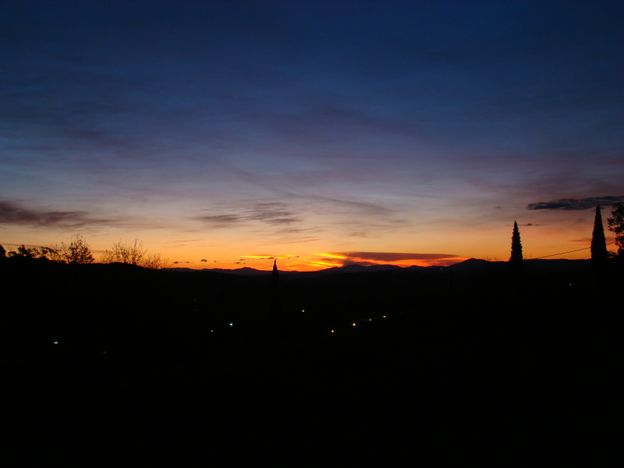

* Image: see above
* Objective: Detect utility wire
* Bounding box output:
[534,247,590,259]
[533,240,617,260]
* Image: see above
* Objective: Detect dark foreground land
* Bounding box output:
[2,259,621,466]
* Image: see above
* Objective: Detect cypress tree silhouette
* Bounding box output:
[509,221,523,267]
[591,205,608,269]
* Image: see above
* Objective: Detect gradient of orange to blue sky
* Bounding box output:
[1,1,623,270]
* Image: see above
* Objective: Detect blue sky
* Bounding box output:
[1,1,623,268]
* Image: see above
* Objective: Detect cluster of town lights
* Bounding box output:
[329,313,389,336]
[51,308,394,347]
[197,308,393,337]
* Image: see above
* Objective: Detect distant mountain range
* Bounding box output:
[164,258,590,275]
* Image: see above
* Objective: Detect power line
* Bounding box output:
[533,240,617,260]
[534,247,590,259]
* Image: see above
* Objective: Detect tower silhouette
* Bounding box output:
[272,258,279,286]
[591,205,608,270]
[270,258,281,318]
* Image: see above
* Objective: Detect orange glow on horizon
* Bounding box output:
[1,205,606,273]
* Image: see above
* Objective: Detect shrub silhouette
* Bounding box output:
[7,244,55,260]
[10,245,34,259]
[53,236,95,264]
[102,239,165,269]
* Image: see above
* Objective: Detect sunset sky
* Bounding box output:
[1,1,623,270]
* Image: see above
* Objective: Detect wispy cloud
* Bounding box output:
[304,195,394,217]
[195,202,300,228]
[245,202,300,225]
[528,195,624,211]
[195,214,243,227]
[0,200,115,228]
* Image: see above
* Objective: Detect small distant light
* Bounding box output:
[52,340,59,345]
[330,329,335,334]
[301,309,305,313]
[368,318,372,322]
[382,315,387,319]
[229,322,234,327]
[352,322,357,327]
[210,329,214,333]
[569,283,573,287]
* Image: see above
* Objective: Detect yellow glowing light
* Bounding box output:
[316,252,348,260]
[352,322,357,327]
[308,261,341,268]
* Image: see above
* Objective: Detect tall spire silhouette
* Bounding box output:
[591,205,608,270]
[272,258,279,284]
[270,257,281,316]
[509,221,523,267]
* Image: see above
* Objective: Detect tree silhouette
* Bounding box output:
[102,239,145,265]
[0,244,6,259]
[54,236,94,264]
[509,221,523,267]
[7,245,55,261]
[591,205,608,269]
[102,239,166,269]
[11,245,33,259]
[607,202,624,258]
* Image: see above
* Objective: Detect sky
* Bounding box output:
[1,0,623,270]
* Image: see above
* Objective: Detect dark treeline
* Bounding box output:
[2,255,622,466]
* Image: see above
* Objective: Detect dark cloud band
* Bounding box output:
[528,196,624,211]
[0,200,114,228]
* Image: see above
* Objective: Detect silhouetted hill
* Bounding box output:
[207,266,268,275]
[165,266,271,276]
[166,258,592,276]
[203,263,404,276]
[5,256,619,465]
[448,257,499,271]
[448,257,591,272]
[524,258,590,271]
